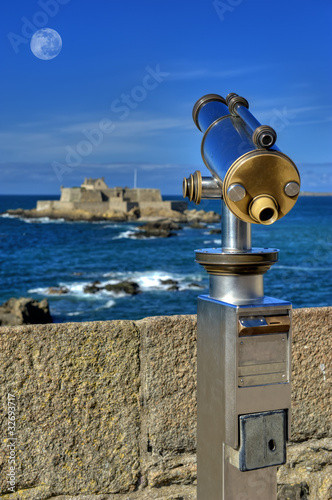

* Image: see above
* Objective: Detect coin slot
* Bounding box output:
[268,439,276,452]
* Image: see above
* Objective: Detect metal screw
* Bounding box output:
[227,183,246,202]
[284,181,300,197]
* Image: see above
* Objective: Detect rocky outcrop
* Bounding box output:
[0,308,330,499]
[0,297,52,326]
[133,220,181,238]
[48,286,69,295]
[184,208,221,224]
[84,281,141,295]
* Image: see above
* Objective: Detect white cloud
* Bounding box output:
[168,64,271,81]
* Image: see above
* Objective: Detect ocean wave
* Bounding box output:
[28,270,207,303]
[0,213,67,223]
[276,265,332,272]
[103,270,206,292]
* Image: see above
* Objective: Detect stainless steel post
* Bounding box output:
[221,200,251,252]
[182,92,300,499]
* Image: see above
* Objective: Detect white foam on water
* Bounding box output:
[59,282,87,297]
[22,217,66,224]
[98,299,116,309]
[178,282,206,291]
[101,224,126,229]
[29,281,102,299]
[67,311,83,317]
[28,286,50,294]
[113,230,139,240]
[0,213,16,219]
[135,272,178,290]
[102,288,127,298]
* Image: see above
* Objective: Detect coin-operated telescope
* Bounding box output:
[183,93,300,499]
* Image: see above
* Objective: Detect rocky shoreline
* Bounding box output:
[1,274,206,326]
[5,206,220,224]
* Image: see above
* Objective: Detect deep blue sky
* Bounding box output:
[1,0,332,194]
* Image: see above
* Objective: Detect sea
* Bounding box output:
[0,195,331,323]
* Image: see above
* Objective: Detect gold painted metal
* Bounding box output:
[194,170,202,204]
[183,170,222,204]
[182,177,188,199]
[189,173,194,201]
[249,194,279,225]
[223,150,300,224]
[195,248,278,276]
[183,173,195,201]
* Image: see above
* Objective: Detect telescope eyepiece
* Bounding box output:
[253,125,277,149]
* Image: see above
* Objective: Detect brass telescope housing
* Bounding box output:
[184,93,300,225]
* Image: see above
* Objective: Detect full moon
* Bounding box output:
[30,28,62,60]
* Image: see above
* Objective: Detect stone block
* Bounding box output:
[137,315,197,488]
[0,321,140,499]
[291,307,331,441]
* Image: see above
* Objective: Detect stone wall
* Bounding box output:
[60,188,82,203]
[108,201,138,212]
[36,201,76,212]
[35,198,187,216]
[124,189,162,203]
[138,200,188,213]
[0,308,331,500]
[79,191,103,203]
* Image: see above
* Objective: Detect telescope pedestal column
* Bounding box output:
[196,208,292,499]
[184,91,299,498]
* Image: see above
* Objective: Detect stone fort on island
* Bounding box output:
[37,177,187,214]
